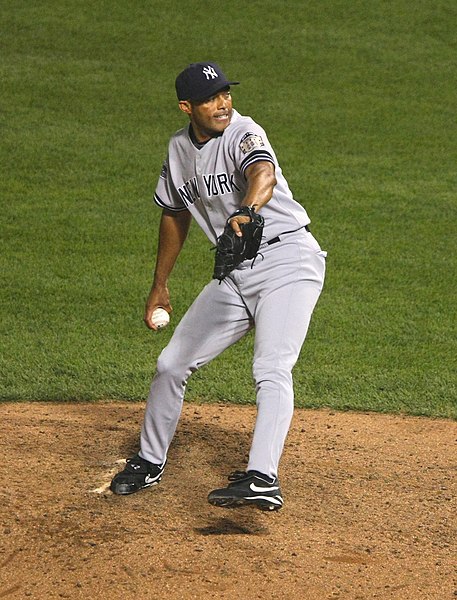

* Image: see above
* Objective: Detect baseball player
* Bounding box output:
[111,62,326,511]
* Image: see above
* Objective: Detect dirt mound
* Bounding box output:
[0,402,455,599]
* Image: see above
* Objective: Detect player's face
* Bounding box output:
[179,88,233,142]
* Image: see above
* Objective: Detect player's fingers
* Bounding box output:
[231,221,242,237]
[229,216,250,237]
[144,312,157,331]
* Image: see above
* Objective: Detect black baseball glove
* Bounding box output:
[212,206,265,282]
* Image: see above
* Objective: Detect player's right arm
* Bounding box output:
[144,208,192,330]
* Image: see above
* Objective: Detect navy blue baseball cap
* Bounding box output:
[175,62,239,102]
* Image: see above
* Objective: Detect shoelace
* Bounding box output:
[228,470,247,481]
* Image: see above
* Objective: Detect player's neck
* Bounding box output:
[188,125,223,149]
[189,125,209,149]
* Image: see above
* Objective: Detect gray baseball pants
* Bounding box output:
[140,229,326,478]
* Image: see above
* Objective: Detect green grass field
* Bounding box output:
[1,1,456,418]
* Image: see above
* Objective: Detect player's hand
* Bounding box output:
[144,286,172,330]
[228,215,251,237]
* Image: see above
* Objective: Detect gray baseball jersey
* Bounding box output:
[153,109,311,243]
[140,106,326,483]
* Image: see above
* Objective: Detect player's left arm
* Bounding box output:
[230,161,277,236]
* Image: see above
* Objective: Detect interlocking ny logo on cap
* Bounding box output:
[202,65,218,80]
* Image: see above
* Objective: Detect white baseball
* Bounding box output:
[151,307,170,329]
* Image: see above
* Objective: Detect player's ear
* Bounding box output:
[179,100,192,116]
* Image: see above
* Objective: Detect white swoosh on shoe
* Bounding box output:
[249,483,279,493]
[246,495,283,505]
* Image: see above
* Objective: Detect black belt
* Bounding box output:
[265,224,310,246]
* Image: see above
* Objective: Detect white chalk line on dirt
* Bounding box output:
[90,459,126,494]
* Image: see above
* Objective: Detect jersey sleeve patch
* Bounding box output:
[239,132,265,155]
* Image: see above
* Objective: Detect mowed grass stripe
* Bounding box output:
[1,1,455,417]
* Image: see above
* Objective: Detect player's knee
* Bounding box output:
[156,349,193,383]
[252,363,293,390]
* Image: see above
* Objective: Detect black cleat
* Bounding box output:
[110,454,165,495]
[208,470,284,511]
